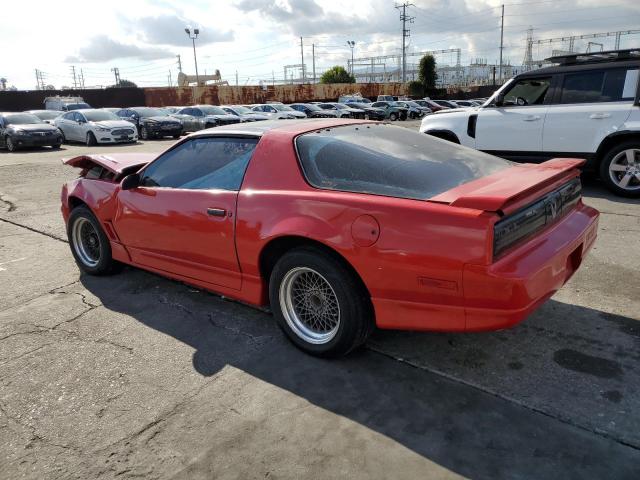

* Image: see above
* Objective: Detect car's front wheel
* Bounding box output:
[140,126,150,140]
[67,206,121,275]
[86,131,97,146]
[389,112,398,121]
[600,141,640,197]
[269,247,373,357]
[6,136,17,152]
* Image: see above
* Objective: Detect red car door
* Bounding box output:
[113,135,259,290]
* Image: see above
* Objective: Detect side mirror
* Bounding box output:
[494,93,505,107]
[121,173,141,191]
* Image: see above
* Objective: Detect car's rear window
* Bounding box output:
[295,124,511,200]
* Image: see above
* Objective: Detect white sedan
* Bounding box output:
[55,109,138,146]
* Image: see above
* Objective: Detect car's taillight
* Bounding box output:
[493,178,581,259]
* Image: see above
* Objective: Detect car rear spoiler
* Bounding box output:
[62,153,156,175]
[429,158,586,213]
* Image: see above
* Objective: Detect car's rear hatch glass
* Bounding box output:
[295,123,511,200]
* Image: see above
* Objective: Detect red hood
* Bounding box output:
[430,158,585,213]
[62,153,156,175]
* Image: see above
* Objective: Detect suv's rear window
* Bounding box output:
[295,124,511,200]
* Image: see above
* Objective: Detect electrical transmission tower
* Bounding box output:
[70,66,78,89]
[395,2,415,83]
[111,67,121,87]
[523,28,534,71]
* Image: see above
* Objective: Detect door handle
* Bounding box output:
[207,208,227,217]
[523,115,541,121]
[589,113,611,119]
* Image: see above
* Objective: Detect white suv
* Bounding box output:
[420,49,640,197]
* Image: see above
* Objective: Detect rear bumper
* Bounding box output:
[373,202,599,332]
[463,201,598,331]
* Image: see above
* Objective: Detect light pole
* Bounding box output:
[347,41,355,76]
[185,26,200,86]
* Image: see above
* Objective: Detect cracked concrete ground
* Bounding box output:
[1,129,639,479]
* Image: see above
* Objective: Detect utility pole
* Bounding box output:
[235,70,238,86]
[395,3,415,83]
[80,68,85,88]
[168,70,173,86]
[272,70,275,86]
[176,54,182,73]
[70,65,78,89]
[111,67,120,87]
[35,69,41,89]
[498,4,504,83]
[312,43,316,83]
[300,36,305,83]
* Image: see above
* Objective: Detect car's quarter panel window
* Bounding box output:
[295,124,511,200]
[503,78,551,106]
[560,68,639,104]
[140,137,258,191]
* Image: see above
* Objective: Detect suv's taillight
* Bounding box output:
[493,178,581,259]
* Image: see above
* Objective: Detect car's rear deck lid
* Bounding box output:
[62,153,156,175]
[429,158,585,212]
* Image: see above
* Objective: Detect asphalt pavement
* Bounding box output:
[1,122,639,479]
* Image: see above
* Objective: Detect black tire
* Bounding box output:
[67,205,121,275]
[51,144,61,149]
[6,136,17,152]
[599,140,640,198]
[269,247,373,357]
[389,112,398,121]
[86,131,97,147]
[140,126,150,140]
[60,130,67,144]
[172,134,181,139]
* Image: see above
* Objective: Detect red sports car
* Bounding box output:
[61,119,599,356]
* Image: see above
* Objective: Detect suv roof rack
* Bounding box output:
[546,48,640,66]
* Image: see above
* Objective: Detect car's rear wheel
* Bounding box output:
[68,206,121,275]
[86,131,97,147]
[389,112,398,121]
[600,141,640,197]
[269,247,372,357]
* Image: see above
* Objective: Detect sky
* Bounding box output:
[1,0,639,89]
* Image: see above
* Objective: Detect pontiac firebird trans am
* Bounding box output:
[60,119,599,357]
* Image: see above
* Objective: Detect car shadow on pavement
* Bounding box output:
[79,268,640,479]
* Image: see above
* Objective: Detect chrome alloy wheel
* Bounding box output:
[279,267,341,345]
[71,217,101,267]
[609,148,640,191]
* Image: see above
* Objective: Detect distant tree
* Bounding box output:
[117,79,138,88]
[407,80,424,97]
[320,66,355,84]
[418,54,437,90]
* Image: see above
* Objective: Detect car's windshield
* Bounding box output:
[405,101,420,107]
[230,106,251,114]
[199,105,228,115]
[83,110,120,122]
[133,107,167,117]
[296,123,512,200]
[31,111,61,120]
[4,114,42,125]
[331,104,347,109]
[342,103,363,109]
[272,104,294,111]
[301,104,321,111]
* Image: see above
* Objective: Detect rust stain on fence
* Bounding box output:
[144,83,409,106]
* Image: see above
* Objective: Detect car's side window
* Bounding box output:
[139,137,259,191]
[560,68,639,104]
[192,108,204,117]
[62,112,74,121]
[502,77,551,106]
